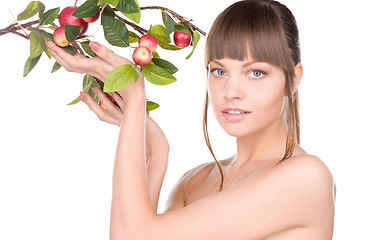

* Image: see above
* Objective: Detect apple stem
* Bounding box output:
[74,0,78,7]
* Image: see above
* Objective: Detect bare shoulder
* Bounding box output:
[265,154,336,228]
[277,154,335,192]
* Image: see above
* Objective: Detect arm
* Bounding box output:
[47,41,168,213]
[47,41,335,240]
[80,89,168,212]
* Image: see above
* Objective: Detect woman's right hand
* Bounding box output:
[80,87,169,166]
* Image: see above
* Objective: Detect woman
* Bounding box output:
[46,0,336,238]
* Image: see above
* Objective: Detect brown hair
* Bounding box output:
[203,0,301,191]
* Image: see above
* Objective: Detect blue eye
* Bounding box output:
[249,70,266,78]
[210,68,225,77]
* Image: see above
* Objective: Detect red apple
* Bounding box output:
[53,26,69,47]
[132,46,152,66]
[58,7,89,35]
[173,31,192,48]
[138,35,158,53]
[83,11,100,23]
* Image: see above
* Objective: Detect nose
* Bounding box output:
[223,74,244,101]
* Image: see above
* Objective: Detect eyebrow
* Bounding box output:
[210,60,260,68]
[210,60,225,67]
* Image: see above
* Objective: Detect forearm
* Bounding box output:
[110,94,154,239]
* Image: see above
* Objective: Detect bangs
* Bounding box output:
[205,0,294,70]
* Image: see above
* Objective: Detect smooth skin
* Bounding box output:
[46,40,336,239]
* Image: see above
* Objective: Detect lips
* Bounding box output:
[222,108,251,122]
[222,108,250,114]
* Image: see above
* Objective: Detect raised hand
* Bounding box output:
[45,40,145,102]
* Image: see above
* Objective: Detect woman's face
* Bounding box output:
[207,58,287,138]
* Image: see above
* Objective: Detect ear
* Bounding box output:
[293,63,303,93]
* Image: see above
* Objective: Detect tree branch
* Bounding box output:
[140,6,206,36]
[0,20,39,38]
[8,29,29,39]
[0,6,206,40]
[114,12,147,35]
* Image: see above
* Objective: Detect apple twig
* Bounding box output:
[0,6,206,40]
[140,6,206,36]
[114,12,147,35]
[0,20,40,38]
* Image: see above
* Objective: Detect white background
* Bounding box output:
[1,0,380,239]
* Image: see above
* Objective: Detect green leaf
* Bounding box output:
[102,15,129,47]
[141,64,176,85]
[174,25,189,33]
[73,0,100,18]
[40,7,60,26]
[116,0,140,14]
[30,29,52,59]
[186,31,200,59]
[123,0,141,23]
[98,0,119,7]
[62,45,78,55]
[162,11,175,35]
[152,51,160,59]
[158,41,182,51]
[29,30,44,59]
[129,31,140,43]
[67,97,80,105]
[83,74,100,100]
[146,100,159,111]
[35,29,53,41]
[104,64,136,92]
[37,2,45,19]
[101,4,115,20]
[23,54,41,77]
[64,25,83,42]
[132,65,140,82]
[51,61,62,73]
[151,58,178,74]
[80,41,98,57]
[150,25,171,43]
[17,1,39,21]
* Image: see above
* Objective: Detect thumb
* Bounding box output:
[89,41,132,67]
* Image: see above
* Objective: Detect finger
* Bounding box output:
[109,91,125,110]
[80,91,122,126]
[47,41,107,79]
[92,87,123,115]
[89,41,132,68]
[46,41,82,69]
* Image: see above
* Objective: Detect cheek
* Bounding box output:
[250,82,286,121]
[207,80,222,110]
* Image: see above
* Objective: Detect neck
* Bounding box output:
[233,113,289,169]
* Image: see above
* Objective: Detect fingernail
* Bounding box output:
[79,95,85,102]
[89,41,101,52]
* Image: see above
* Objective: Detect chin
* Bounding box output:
[221,125,257,138]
